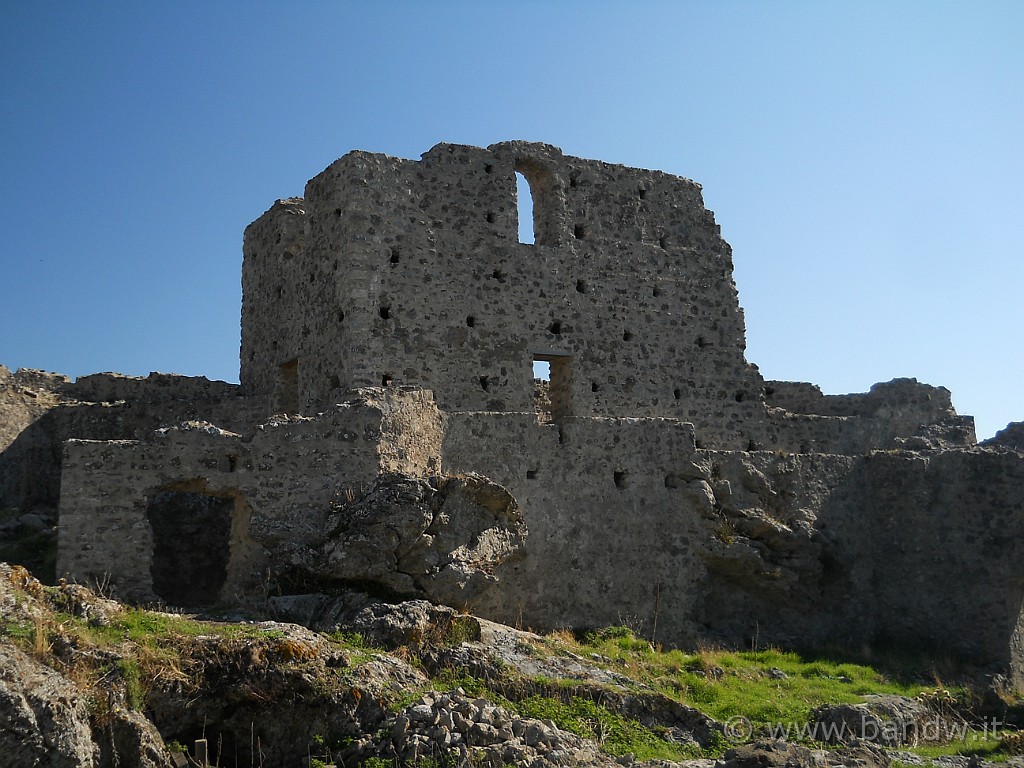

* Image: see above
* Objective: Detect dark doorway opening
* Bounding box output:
[147,490,233,608]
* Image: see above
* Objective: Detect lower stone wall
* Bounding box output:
[0,369,266,513]
[864,450,1024,682]
[442,413,1024,683]
[57,392,443,604]
[443,412,717,644]
[50,383,1024,684]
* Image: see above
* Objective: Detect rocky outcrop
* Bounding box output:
[300,472,527,604]
[0,644,177,768]
[267,591,481,650]
[810,695,947,747]
[720,739,890,768]
[0,643,101,767]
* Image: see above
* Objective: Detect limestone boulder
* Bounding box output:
[268,591,481,650]
[310,473,527,605]
[810,694,938,747]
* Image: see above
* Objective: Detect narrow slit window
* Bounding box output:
[276,359,299,414]
[516,171,534,244]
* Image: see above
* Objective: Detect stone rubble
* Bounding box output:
[354,688,613,768]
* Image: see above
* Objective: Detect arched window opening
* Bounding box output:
[516,171,534,244]
[514,158,560,246]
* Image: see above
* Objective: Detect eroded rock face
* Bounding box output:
[810,695,942,747]
[0,644,99,767]
[306,473,526,604]
[0,642,174,768]
[720,739,891,768]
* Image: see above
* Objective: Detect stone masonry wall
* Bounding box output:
[57,389,443,604]
[240,142,975,455]
[242,141,766,450]
[21,139,1023,684]
[240,197,308,412]
[442,412,711,643]
[0,370,261,513]
[864,450,1024,683]
[442,412,1024,681]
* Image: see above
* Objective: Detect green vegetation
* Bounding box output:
[513,694,703,761]
[0,576,375,722]
[502,626,1024,761]
[4,566,1023,765]
[909,730,1007,762]
[543,626,957,727]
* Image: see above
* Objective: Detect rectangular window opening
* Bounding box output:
[533,354,572,425]
[276,358,299,414]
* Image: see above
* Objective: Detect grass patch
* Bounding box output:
[511,694,699,761]
[540,627,974,740]
[910,729,1010,761]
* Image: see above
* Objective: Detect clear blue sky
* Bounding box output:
[2,2,1020,439]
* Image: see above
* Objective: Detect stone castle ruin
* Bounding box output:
[3,142,1024,685]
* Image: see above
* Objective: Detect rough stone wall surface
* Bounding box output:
[443,413,1024,683]
[0,367,69,453]
[983,422,1024,452]
[0,367,70,510]
[441,416,871,644]
[442,412,713,642]
[0,371,260,513]
[57,390,443,603]
[863,450,1024,682]
[242,141,766,450]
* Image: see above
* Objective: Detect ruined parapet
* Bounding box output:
[241,141,763,450]
[57,387,443,606]
[0,368,262,517]
[983,422,1024,452]
[765,378,959,421]
[761,377,976,452]
[67,371,242,405]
